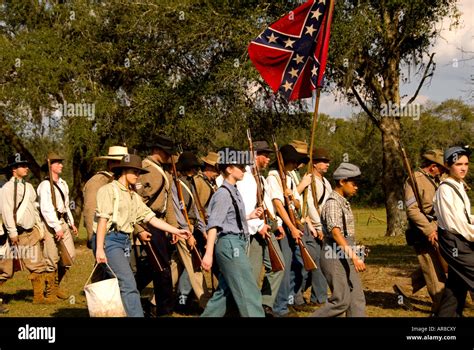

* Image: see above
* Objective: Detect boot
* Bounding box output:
[30,272,56,304]
[55,266,69,300]
[44,271,63,300]
[0,281,9,314]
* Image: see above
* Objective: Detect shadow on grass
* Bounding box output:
[3,289,33,303]
[51,308,89,317]
[366,244,417,268]
[365,290,431,314]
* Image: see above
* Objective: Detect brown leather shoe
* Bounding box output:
[0,303,8,314]
[263,305,274,318]
[393,283,410,299]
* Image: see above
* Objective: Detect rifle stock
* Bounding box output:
[246,129,284,272]
[298,236,317,271]
[170,155,203,270]
[272,137,317,271]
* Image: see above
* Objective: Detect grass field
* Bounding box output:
[1,208,472,318]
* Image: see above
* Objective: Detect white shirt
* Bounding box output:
[1,177,41,237]
[0,185,4,236]
[37,178,74,232]
[266,169,301,205]
[307,176,332,230]
[433,177,474,242]
[237,166,282,235]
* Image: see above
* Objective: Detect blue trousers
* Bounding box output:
[93,232,144,317]
[201,234,264,317]
[273,234,293,316]
[292,225,328,304]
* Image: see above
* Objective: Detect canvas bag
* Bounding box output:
[84,262,127,317]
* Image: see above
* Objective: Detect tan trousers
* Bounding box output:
[414,244,446,314]
[171,238,210,308]
[43,222,76,272]
[0,227,48,281]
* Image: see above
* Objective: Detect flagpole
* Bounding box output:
[302,0,335,219]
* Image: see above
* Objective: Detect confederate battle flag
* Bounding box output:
[248,0,334,101]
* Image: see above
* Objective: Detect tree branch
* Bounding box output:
[351,85,381,130]
[0,112,41,179]
[407,52,435,105]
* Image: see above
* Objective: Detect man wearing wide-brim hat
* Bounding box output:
[134,135,179,316]
[172,151,210,312]
[394,149,447,316]
[37,151,77,301]
[82,146,128,250]
[0,153,57,306]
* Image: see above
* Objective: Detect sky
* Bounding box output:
[317,0,473,118]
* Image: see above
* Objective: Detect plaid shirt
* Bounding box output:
[321,191,355,241]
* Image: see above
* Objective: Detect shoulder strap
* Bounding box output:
[15,183,30,225]
[179,179,194,213]
[53,182,66,207]
[13,180,26,225]
[220,186,243,233]
[111,182,120,227]
[317,178,327,206]
[420,170,438,190]
[326,197,348,237]
[440,181,471,224]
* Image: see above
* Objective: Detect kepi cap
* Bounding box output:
[333,162,361,180]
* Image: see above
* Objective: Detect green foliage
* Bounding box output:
[0,0,471,214]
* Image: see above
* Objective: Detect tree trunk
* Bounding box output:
[380,116,406,236]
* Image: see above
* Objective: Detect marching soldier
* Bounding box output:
[297,148,331,307]
[37,152,77,300]
[93,154,191,317]
[171,151,210,311]
[434,146,473,317]
[201,147,265,317]
[311,163,366,317]
[134,136,179,316]
[82,146,128,249]
[238,140,285,317]
[1,154,56,305]
[395,149,447,315]
[193,152,219,213]
[267,144,308,317]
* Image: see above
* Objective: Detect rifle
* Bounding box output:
[400,145,448,272]
[170,153,203,271]
[272,137,317,271]
[47,158,73,267]
[400,147,426,217]
[190,177,208,226]
[246,129,284,272]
